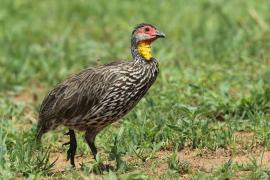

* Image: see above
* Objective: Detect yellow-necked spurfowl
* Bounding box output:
[36,23,165,166]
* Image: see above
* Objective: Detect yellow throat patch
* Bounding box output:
[137,42,152,60]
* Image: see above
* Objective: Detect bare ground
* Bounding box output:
[46,132,270,179]
[12,91,269,178]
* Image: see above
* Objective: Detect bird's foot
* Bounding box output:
[63,129,77,167]
[62,141,73,162]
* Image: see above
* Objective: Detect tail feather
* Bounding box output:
[36,123,44,142]
[36,118,58,142]
[36,119,47,142]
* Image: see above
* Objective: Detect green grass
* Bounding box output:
[0,0,270,179]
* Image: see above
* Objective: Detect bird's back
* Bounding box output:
[37,59,158,134]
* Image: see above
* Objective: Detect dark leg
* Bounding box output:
[63,129,77,167]
[85,130,98,160]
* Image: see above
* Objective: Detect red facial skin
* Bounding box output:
[136,26,157,36]
[135,26,158,43]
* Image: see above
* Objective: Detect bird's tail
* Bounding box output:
[36,119,46,143]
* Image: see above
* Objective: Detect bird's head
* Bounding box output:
[131,23,165,61]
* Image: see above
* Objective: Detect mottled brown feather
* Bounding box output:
[36,23,163,153]
[39,61,125,124]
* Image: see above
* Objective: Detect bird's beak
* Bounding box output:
[155,31,166,38]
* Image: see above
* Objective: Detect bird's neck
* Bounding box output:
[137,42,152,60]
[131,39,153,61]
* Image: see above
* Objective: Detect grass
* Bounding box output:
[0,0,270,179]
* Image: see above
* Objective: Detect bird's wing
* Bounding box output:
[39,62,125,121]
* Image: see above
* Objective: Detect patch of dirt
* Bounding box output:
[177,148,270,172]
[267,58,270,66]
[14,84,45,103]
[14,90,37,103]
[49,149,115,175]
[47,131,270,179]
[49,152,92,172]
[134,151,171,178]
[173,132,270,173]
[8,85,46,128]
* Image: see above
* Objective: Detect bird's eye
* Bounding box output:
[144,27,150,32]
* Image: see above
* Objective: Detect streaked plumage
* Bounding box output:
[36,23,165,166]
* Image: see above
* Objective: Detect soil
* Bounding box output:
[48,132,270,179]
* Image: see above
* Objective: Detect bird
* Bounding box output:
[36,23,165,167]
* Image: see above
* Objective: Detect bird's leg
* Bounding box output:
[63,129,77,167]
[85,130,97,160]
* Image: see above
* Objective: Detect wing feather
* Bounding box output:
[39,61,125,122]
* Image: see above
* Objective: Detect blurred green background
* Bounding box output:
[0,0,270,179]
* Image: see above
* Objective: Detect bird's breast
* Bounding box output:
[77,62,159,129]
